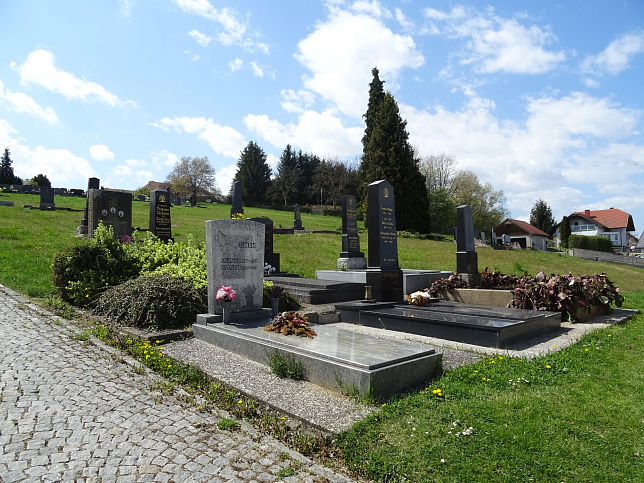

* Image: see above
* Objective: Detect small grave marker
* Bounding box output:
[338,195,366,269]
[456,205,480,286]
[293,204,304,230]
[39,187,55,210]
[230,181,243,217]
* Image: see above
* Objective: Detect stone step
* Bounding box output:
[268,276,365,304]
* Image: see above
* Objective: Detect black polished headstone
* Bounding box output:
[456,205,479,284]
[231,181,243,217]
[87,189,132,240]
[293,204,304,230]
[149,189,172,241]
[367,180,398,268]
[39,187,55,209]
[249,217,280,272]
[81,177,100,226]
[366,180,402,301]
[340,195,364,258]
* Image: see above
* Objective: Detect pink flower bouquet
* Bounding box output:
[216,285,237,303]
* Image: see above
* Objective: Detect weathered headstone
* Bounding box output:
[197,219,269,323]
[338,195,366,269]
[491,229,497,246]
[293,204,304,230]
[480,231,486,244]
[87,189,132,240]
[149,189,172,241]
[365,180,403,301]
[249,217,280,273]
[230,181,243,217]
[81,177,100,227]
[456,205,480,286]
[188,194,197,206]
[39,187,55,210]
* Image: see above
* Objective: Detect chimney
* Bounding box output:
[584,209,591,217]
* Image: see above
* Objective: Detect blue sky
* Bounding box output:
[1,0,643,232]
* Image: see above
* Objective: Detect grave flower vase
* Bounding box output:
[222,304,231,324]
[271,297,280,317]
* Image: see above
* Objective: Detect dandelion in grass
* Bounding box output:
[546,365,551,369]
[585,348,589,352]
[237,400,243,404]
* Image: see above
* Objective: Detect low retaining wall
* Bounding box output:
[568,248,644,268]
[443,288,513,308]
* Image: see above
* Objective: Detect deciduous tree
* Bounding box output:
[166,156,216,201]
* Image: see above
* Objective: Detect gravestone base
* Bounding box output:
[192,318,442,397]
[337,256,367,270]
[39,203,55,210]
[196,308,272,325]
[365,267,404,302]
[460,272,482,288]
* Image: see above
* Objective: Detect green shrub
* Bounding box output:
[569,234,613,252]
[52,224,140,304]
[129,232,208,290]
[268,351,305,379]
[91,274,207,330]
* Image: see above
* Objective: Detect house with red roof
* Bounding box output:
[554,208,635,249]
[493,218,550,251]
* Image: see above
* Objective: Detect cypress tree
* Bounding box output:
[559,216,571,248]
[234,141,271,205]
[359,74,430,232]
[530,199,556,234]
[0,148,20,184]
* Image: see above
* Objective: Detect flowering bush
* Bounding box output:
[231,212,246,220]
[264,311,316,338]
[216,285,237,303]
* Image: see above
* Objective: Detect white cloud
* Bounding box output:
[280,89,316,114]
[402,92,643,221]
[151,149,179,168]
[184,50,200,61]
[266,153,279,174]
[0,119,94,187]
[0,80,58,123]
[582,31,644,76]
[351,1,390,18]
[89,144,115,161]
[423,6,565,74]
[189,29,213,47]
[249,61,264,77]
[175,0,268,52]
[109,159,154,187]
[152,116,246,159]
[295,8,424,118]
[395,8,413,31]
[215,162,238,196]
[119,0,135,17]
[229,58,243,71]
[244,109,363,158]
[14,49,133,107]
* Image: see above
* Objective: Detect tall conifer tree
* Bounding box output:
[234,141,271,205]
[359,70,430,232]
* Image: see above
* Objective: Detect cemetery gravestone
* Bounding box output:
[230,181,244,217]
[456,205,480,286]
[293,204,304,230]
[81,177,100,227]
[338,195,366,269]
[149,189,172,241]
[365,180,403,301]
[39,187,55,210]
[198,219,269,323]
[87,189,132,240]
[249,217,280,273]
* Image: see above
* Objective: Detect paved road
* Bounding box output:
[0,285,353,482]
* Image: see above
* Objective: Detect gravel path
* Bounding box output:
[0,285,354,482]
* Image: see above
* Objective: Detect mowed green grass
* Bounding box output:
[1,192,643,481]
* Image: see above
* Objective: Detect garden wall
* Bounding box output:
[568,248,644,269]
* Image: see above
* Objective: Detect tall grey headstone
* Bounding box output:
[456,205,480,286]
[293,204,304,230]
[149,189,172,242]
[230,181,243,217]
[365,180,403,301]
[338,195,366,269]
[201,219,268,322]
[87,189,132,240]
[39,187,55,210]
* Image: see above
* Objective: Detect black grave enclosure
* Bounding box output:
[337,300,561,348]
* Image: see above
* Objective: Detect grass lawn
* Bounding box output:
[0,192,642,481]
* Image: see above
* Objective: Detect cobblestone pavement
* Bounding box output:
[0,286,354,482]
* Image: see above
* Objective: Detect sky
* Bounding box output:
[1,0,643,232]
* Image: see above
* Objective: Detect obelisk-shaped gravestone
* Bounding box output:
[456,205,480,286]
[365,180,403,301]
[338,195,366,269]
[149,189,172,242]
[230,181,243,218]
[293,204,304,230]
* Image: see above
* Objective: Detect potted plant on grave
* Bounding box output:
[216,285,236,323]
[268,284,285,316]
